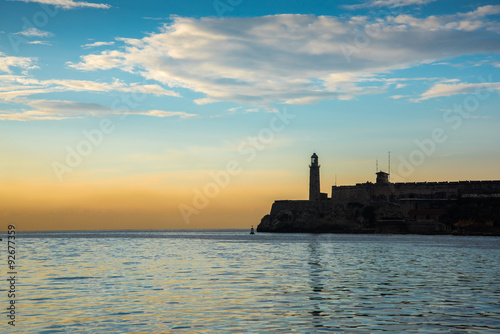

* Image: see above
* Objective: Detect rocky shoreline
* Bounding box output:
[257,198,500,236]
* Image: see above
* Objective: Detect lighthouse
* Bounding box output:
[309,153,321,201]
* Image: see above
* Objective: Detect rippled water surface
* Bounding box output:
[12,231,500,332]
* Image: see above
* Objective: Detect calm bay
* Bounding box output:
[12,231,500,333]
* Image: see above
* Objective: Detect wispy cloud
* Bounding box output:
[0,98,196,121]
[138,110,196,118]
[227,105,279,113]
[142,17,167,20]
[390,94,409,99]
[432,59,493,68]
[0,69,186,120]
[15,27,53,38]
[344,0,436,10]
[82,41,115,49]
[463,5,500,19]
[68,9,500,105]
[390,5,500,31]
[419,81,500,100]
[10,0,110,9]
[28,41,52,46]
[0,75,180,100]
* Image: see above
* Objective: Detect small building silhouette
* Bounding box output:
[376,171,390,184]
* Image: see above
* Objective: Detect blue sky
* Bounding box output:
[1,0,499,230]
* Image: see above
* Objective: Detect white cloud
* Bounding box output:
[344,0,436,9]
[82,41,115,49]
[15,27,53,38]
[10,0,110,9]
[419,81,500,100]
[227,107,242,112]
[28,41,52,46]
[460,5,500,19]
[0,53,38,73]
[391,6,500,31]
[0,75,179,100]
[0,98,195,121]
[138,110,196,118]
[227,105,278,113]
[68,11,500,105]
[283,96,329,105]
[67,50,127,71]
[433,59,492,68]
[0,73,185,120]
[0,48,184,120]
[244,108,260,113]
[0,111,68,121]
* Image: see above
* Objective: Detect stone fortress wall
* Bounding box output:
[270,200,332,216]
[332,180,500,206]
[269,179,500,220]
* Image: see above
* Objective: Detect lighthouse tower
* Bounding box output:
[309,153,321,201]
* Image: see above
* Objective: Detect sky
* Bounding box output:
[0,0,499,231]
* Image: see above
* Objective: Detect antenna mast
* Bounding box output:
[388,151,391,181]
[376,158,378,172]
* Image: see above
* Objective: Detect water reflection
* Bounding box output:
[16,232,500,333]
[307,237,331,330]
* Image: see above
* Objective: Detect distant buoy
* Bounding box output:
[250,226,255,234]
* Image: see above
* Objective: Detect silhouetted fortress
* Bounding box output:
[258,153,500,235]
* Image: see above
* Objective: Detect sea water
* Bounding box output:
[10,231,500,333]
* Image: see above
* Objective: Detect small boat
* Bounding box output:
[250,226,255,234]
